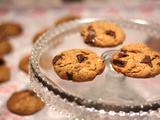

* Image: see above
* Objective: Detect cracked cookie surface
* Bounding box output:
[52,49,105,82]
[110,43,160,78]
[80,21,125,47]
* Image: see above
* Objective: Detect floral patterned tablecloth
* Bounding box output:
[0,1,160,120]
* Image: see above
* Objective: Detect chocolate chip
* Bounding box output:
[74,66,80,69]
[85,34,96,45]
[77,54,87,63]
[85,26,96,45]
[113,59,127,67]
[118,53,129,58]
[106,30,116,38]
[152,55,160,60]
[66,72,73,80]
[52,55,61,64]
[88,26,95,34]
[140,55,153,67]
[157,63,160,66]
[0,59,5,66]
[120,49,127,53]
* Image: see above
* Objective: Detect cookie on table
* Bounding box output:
[0,55,10,83]
[0,22,22,37]
[55,15,80,26]
[110,43,160,78]
[52,49,105,82]
[7,89,45,116]
[33,28,49,43]
[80,21,125,47]
[0,36,13,55]
[19,55,30,73]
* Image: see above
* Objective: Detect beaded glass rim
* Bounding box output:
[29,17,160,117]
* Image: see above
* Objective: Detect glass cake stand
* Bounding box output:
[29,17,160,120]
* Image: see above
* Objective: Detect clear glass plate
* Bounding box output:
[29,17,160,119]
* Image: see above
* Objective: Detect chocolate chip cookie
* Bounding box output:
[0,22,22,37]
[52,49,105,82]
[19,55,30,73]
[110,43,160,78]
[0,36,13,55]
[7,89,45,116]
[0,55,10,83]
[80,21,125,47]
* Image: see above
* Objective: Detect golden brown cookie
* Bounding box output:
[52,49,105,82]
[0,55,10,83]
[7,89,45,116]
[110,43,160,78]
[55,15,80,26]
[80,21,125,47]
[19,55,30,73]
[33,28,49,43]
[0,36,13,55]
[0,22,22,37]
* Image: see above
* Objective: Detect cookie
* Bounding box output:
[7,89,45,116]
[110,43,160,78]
[0,22,22,37]
[80,21,125,47]
[19,55,29,73]
[55,15,80,26]
[0,55,10,83]
[52,49,105,82]
[33,28,49,43]
[0,36,13,55]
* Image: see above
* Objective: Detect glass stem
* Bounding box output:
[101,50,126,81]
